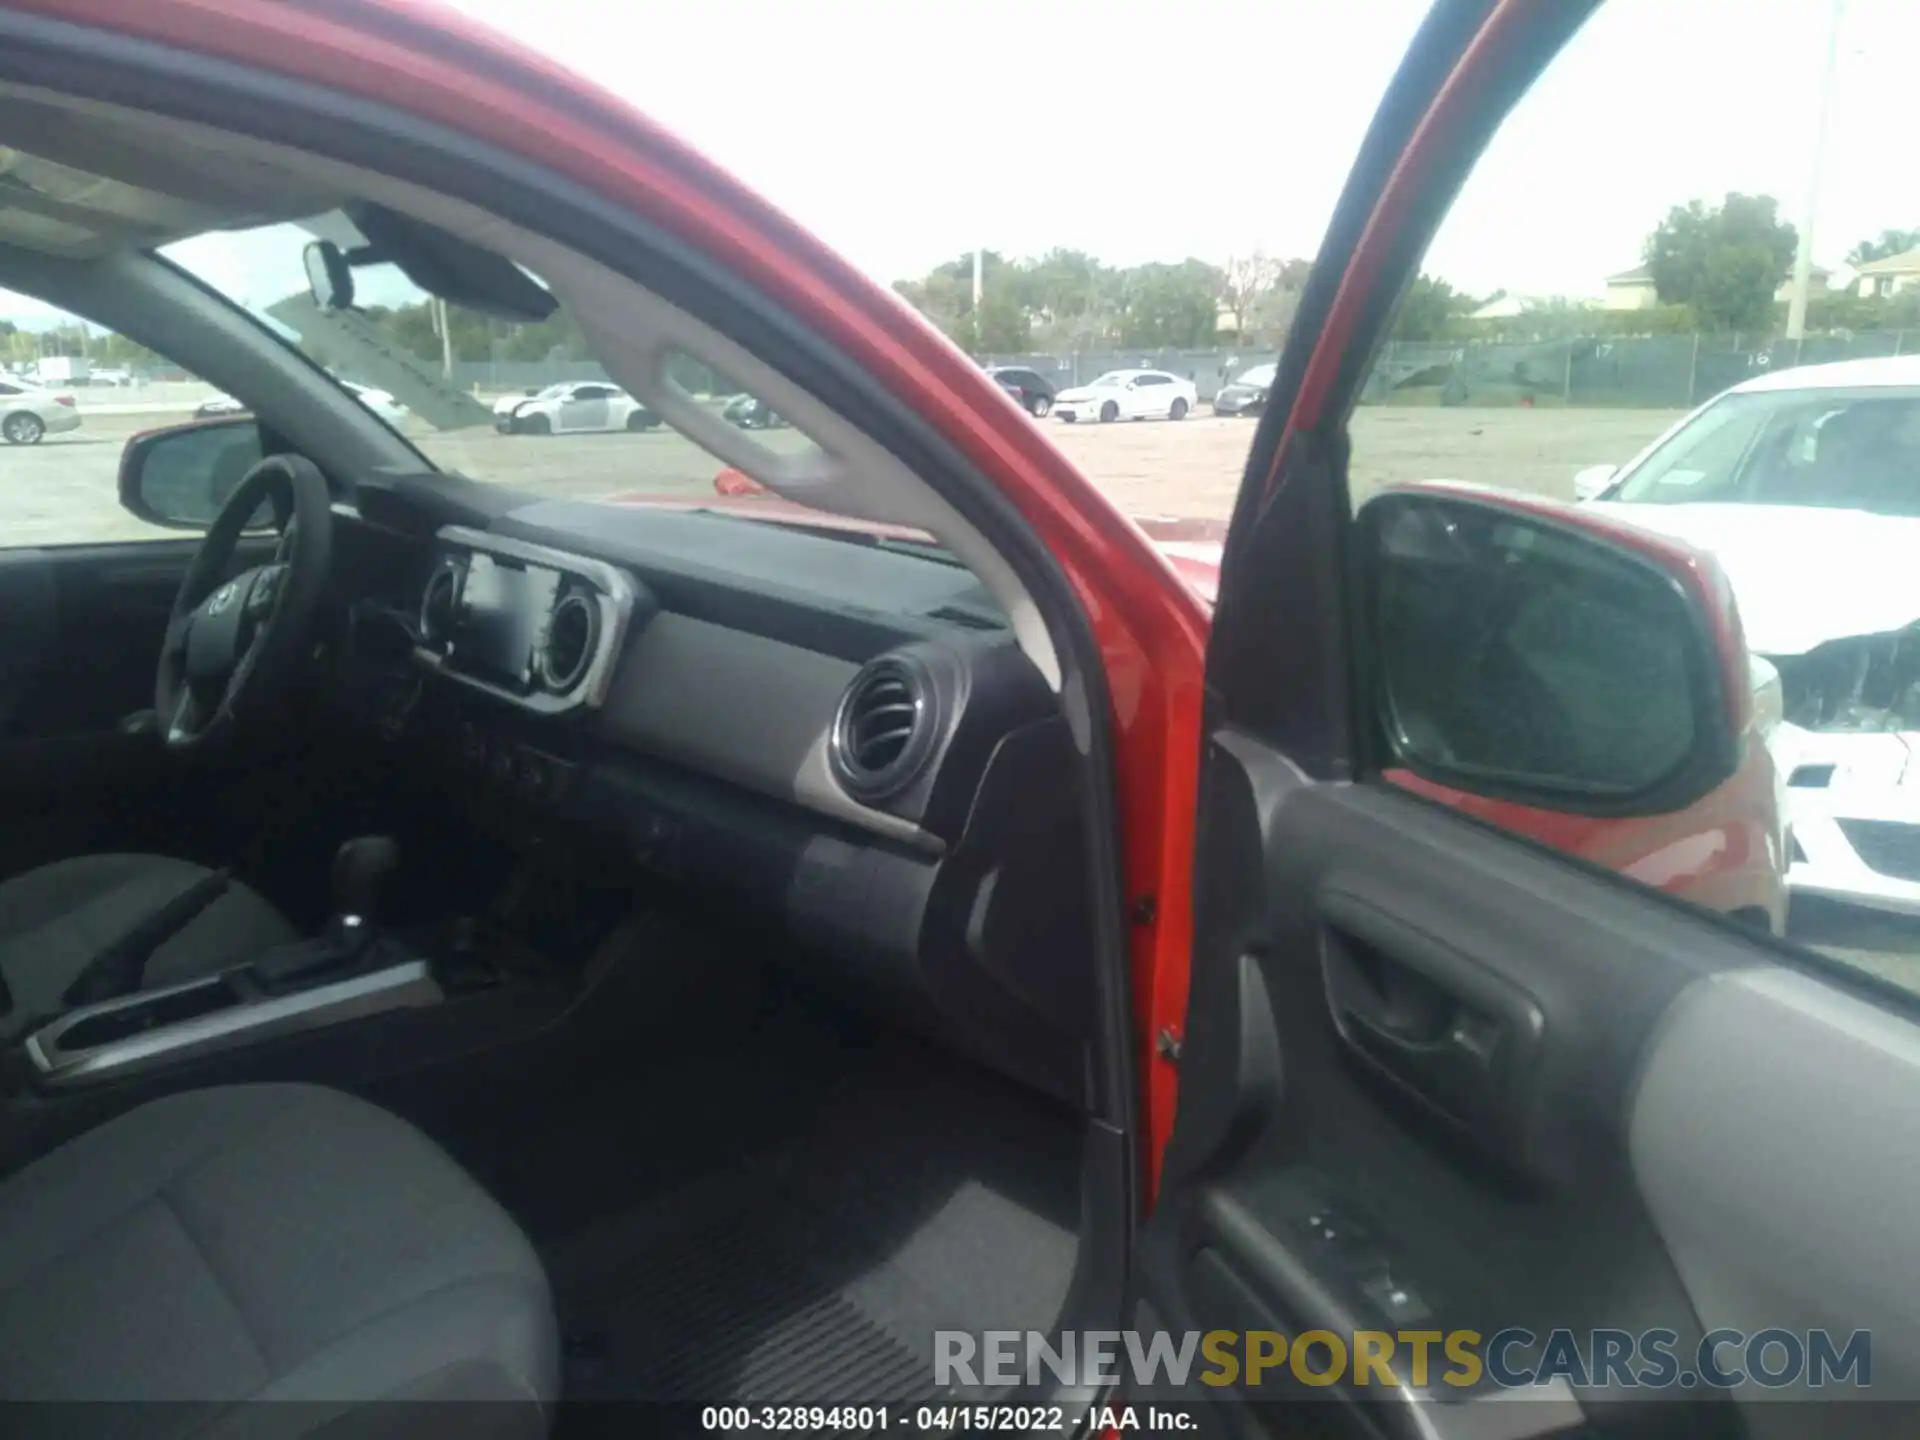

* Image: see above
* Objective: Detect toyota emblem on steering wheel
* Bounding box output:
[205,581,239,616]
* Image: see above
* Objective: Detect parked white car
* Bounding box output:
[194,380,408,428]
[492,381,659,435]
[1579,354,1920,918]
[341,381,408,428]
[0,377,80,444]
[1052,369,1198,424]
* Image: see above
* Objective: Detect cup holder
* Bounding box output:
[55,977,242,1053]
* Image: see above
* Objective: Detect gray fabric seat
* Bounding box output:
[0,1082,558,1437]
[0,854,299,1038]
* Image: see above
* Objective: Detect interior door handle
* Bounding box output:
[1333,953,1504,1068]
[1317,886,1545,1146]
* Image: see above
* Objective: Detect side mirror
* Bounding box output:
[119,419,271,531]
[1572,464,1617,502]
[303,239,355,310]
[1355,484,1746,818]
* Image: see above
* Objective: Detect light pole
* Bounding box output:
[433,297,454,381]
[1786,0,1843,341]
[972,247,983,352]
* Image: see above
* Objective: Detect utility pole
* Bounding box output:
[433,297,454,381]
[1786,0,1843,340]
[972,247,983,351]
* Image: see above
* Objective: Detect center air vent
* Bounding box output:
[537,590,599,693]
[830,655,937,803]
[419,562,461,648]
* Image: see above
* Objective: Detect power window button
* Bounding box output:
[1360,1274,1433,1324]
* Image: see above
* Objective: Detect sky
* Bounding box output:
[7,0,1920,328]
[436,0,1920,296]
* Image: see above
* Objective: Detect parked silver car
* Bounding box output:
[0,377,81,444]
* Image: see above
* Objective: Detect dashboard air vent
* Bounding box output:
[537,590,599,693]
[419,562,461,648]
[830,655,936,803]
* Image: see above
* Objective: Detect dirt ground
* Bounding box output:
[5,404,1688,546]
[1043,405,1685,515]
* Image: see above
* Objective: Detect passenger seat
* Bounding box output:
[0,1083,557,1437]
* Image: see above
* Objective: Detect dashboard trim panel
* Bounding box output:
[595,611,944,854]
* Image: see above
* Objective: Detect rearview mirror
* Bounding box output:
[303,240,355,311]
[1572,464,1617,502]
[119,419,272,531]
[1355,485,1745,818]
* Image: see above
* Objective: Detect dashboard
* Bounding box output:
[333,482,1096,1104]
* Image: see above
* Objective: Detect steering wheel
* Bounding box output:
[156,454,334,752]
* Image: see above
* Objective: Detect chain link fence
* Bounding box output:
[984,333,1920,407]
[447,332,1920,408]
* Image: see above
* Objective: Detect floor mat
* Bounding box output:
[559,1190,937,1405]
[532,1016,1085,1411]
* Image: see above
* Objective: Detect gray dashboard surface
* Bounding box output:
[499,500,1003,625]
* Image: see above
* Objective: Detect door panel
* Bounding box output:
[0,537,275,877]
[1629,967,1920,1421]
[1140,738,1745,1436]
[558,389,610,431]
[0,541,205,741]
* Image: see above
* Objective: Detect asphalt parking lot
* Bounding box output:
[2,403,1687,545]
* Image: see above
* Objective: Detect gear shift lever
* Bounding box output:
[332,837,398,952]
[253,837,400,993]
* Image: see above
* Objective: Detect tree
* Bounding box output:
[1390,274,1474,340]
[352,301,592,366]
[1643,194,1796,332]
[1114,260,1222,348]
[893,253,1032,354]
[1250,259,1311,346]
[1023,248,1113,348]
[1848,229,1920,267]
[1217,252,1278,346]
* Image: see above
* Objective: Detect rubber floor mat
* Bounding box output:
[559,1196,943,1407]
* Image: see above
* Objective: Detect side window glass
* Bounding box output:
[1350,0,1917,993]
[0,306,221,546]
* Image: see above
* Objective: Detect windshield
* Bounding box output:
[1612,387,1920,518]
[155,215,912,540]
[1088,373,1127,388]
[1229,364,1277,388]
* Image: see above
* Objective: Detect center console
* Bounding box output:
[15,838,457,1092]
[25,960,440,1088]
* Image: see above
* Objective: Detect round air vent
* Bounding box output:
[419,563,460,648]
[537,590,599,693]
[830,655,937,803]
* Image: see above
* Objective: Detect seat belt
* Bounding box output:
[62,869,233,1008]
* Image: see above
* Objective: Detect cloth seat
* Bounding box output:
[0,1082,558,1437]
[0,854,299,1038]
